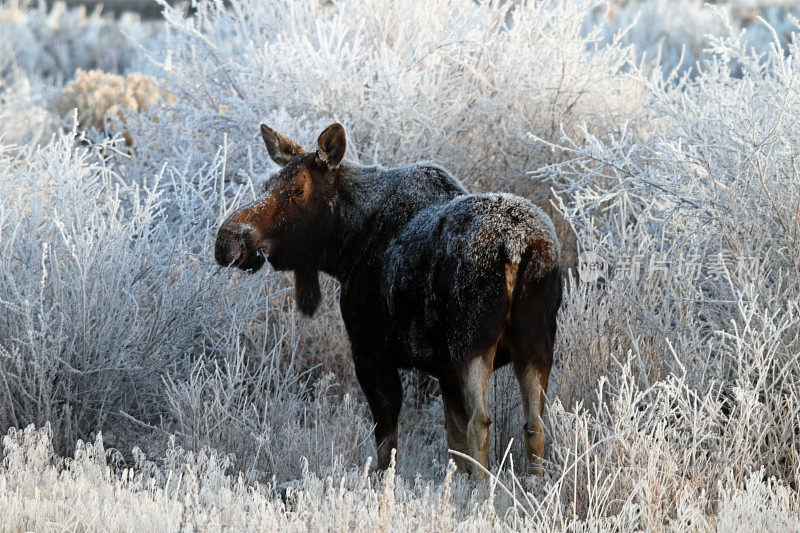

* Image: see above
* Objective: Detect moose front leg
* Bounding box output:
[354,358,403,470]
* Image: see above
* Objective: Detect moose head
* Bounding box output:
[214,123,347,315]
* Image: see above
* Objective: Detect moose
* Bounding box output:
[215,123,562,476]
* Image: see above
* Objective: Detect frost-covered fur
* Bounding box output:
[323,161,561,365]
[382,188,560,360]
[322,162,558,275]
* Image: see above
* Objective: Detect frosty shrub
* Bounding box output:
[594,0,800,77]
[0,0,164,145]
[0,130,251,455]
[0,0,156,81]
[536,12,800,513]
[0,66,55,145]
[134,0,641,194]
[52,68,171,144]
[0,125,384,480]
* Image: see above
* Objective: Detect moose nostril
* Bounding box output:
[214,229,242,267]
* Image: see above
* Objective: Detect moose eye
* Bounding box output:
[292,187,304,198]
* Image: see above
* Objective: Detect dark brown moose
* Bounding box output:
[215,123,562,476]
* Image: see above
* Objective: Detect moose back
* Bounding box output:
[215,123,562,476]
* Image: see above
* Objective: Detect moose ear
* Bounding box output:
[316,123,347,168]
[260,124,303,166]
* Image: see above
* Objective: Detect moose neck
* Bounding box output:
[316,163,392,280]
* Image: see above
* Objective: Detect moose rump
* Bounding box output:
[382,193,562,475]
[214,122,562,477]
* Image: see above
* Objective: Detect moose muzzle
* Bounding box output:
[214,223,266,272]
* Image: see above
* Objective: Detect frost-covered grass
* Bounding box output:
[1,0,800,529]
[2,423,798,531]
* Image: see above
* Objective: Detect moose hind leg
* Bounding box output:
[462,355,493,477]
[510,267,561,475]
[440,379,470,472]
[514,363,550,476]
[355,360,403,470]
